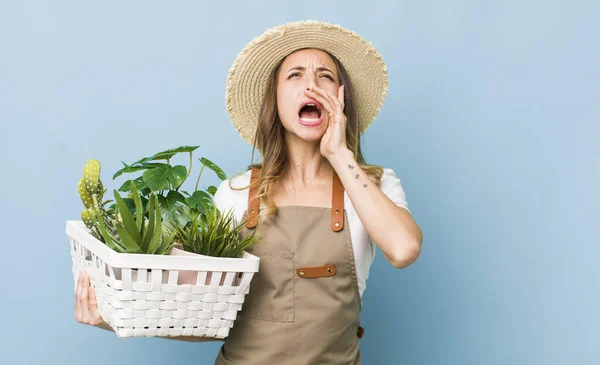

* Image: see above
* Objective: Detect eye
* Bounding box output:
[321,74,335,81]
[288,72,301,79]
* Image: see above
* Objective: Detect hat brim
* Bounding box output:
[226,20,389,145]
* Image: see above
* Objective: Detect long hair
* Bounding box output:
[229,49,384,227]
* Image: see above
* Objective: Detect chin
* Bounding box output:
[282,118,327,143]
[289,130,324,143]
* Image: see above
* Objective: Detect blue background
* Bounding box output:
[1,1,598,364]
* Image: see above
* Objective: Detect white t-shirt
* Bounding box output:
[213,167,411,299]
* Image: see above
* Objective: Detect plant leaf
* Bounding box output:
[185,190,213,214]
[115,223,144,253]
[143,165,187,192]
[151,146,199,161]
[141,195,156,252]
[148,195,163,254]
[112,162,169,180]
[91,195,125,253]
[112,146,199,180]
[130,181,143,231]
[160,190,187,231]
[114,190,142,244]
[207,185,217,196]
[156,231,175,255]
[118,176,146,193]
[199,157,227,180]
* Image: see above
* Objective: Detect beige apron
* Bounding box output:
[214,167,364,365]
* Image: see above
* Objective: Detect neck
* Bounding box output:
[283,137,333,188]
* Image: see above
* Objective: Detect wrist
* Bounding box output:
[327,148,353,169]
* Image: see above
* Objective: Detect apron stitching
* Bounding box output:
[343,211,362,303]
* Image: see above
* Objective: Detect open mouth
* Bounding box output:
[298,101,323,125]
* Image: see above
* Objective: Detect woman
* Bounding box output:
[74,20,422,364]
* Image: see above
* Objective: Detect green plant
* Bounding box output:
[174,204,261,258]
[78,159,119,243]
[111,145,228,239]
[93,181,174,255]
[76,146,260,258]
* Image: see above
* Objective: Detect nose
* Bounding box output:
[304,71,318,90]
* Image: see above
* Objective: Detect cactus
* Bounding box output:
[83,159,101,195]
[81,208,96,227]
[78,160,104,207]
[78,178,94,208]
[78,158,118,244]
[98,179,104,200]
[77,158,173,255]
[81,208,103,241]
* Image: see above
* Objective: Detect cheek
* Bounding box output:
[277,88,298,117]
[325,85,339,98]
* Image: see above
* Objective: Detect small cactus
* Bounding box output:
[81,208,96,227]
[81,208,103,241]
[78,158,118,244]
[78,178,94,208]
[83,159,101,195]
[98,179,104,200]
[77,158,173,255]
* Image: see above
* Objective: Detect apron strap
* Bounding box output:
[245,167,345,232]
[331,171,345,231]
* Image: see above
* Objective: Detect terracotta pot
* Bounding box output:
[168,244,207,285]
[168,244,239,286]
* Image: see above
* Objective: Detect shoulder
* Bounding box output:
[378,167,401,188]
[213,169,252,214]
[377,167,410,213]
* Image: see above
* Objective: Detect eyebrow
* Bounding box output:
[286,66,336,74]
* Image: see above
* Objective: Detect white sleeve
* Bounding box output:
[213,179,240,230]
[212,173,250,225]
[379,168,410,214]
[213,179,231,213]
[369,168,411,253]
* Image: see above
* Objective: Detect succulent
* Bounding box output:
[78,159,119,243]
[83,159,101,195]
[93,181,174,255]
[174,204,261,258]
[81,208,102,241]
[78,179,94,209]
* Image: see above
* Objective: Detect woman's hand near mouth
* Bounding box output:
[305,85,349,160]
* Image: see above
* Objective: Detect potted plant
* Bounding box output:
[67,146,261,339]
[169,205,261,285]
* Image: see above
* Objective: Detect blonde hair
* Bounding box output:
[229,48,384,228]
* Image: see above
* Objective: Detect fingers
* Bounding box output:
[305,86,345,116]
[75,271,83,322]
[88,282,103,326]
[305,88,334,114]
[75,270,101,325]
[80,273,91,323]
[313,85,344,107]
[338,85,345,104]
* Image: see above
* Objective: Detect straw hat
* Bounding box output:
[225,20,389,145]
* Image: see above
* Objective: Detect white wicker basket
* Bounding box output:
[66,220,260,339]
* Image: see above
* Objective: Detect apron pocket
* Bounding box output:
[243,250,295,323]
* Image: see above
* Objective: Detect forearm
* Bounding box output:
[94,320,224,342]
[329,149,422,268]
